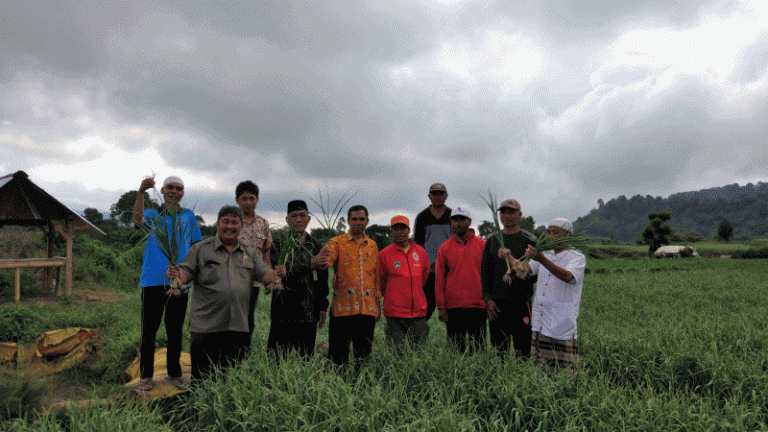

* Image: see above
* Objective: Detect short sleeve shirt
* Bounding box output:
[238,214,272,255]
[139,207,203,287]
[326,233,381,317]
[179,236,272,333]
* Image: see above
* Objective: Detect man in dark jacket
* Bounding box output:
[268,200,330,360]
[480,199,537,358]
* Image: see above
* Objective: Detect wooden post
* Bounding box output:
[14,267,21,302]
[46,221,54,290]
[65,217,73,296]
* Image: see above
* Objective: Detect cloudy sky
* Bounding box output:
[2,0,767,229]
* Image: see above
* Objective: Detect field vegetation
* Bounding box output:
[1,230,768,430]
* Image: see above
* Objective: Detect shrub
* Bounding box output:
[0,304,43,343]
[731,247,768,259]
[0,373,47,421]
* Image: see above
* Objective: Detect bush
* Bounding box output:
[0,305,43,343]
[731,247,768,259]
[0,373,47,421]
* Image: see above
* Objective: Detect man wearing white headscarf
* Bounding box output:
[522,218,586,375]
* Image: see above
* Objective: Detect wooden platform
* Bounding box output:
[0,257,66,301]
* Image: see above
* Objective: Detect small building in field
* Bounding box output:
[653,245,699,258]
[0,170,105,301]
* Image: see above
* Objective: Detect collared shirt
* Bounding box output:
[238,214,272,256]
[529,249,586,340]
[326,233,381,317]
[179,236,271,333]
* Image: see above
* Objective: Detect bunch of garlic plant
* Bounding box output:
[512,230,593,278]
[306,186,357,288]
[264,225,308,293]
[138,198,193,296]
[478,189,514,284]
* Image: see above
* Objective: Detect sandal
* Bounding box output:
[137,378,154,391]
[165,375,189,390]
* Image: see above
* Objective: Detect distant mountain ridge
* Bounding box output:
[574,182,768,242]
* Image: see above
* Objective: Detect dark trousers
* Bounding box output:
[446,308,487,354]
[140,286,188,379]
[328,314,376,366]
[247,285,260,340]
[424,272,437,322]
[488,298,531,358]
[190,331,251,380]
[385,317,428,353]
[267,321,318,360]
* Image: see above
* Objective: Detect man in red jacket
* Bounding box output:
[435,208,487,354]
[378,215,430,351]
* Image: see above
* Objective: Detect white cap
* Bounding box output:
[451,207,471,219]
[163,176,184,188]
[548,218,573,232]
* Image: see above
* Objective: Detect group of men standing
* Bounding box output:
[134,177,585,391]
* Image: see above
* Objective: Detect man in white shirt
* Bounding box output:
[522,218,586,375]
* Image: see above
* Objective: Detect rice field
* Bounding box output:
[3,258,768,431]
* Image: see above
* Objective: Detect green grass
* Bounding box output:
[2,258,768,430]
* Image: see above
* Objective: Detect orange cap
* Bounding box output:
[390,215,410,228]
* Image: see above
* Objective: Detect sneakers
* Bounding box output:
[137,378,154,391]
[165,375,189,390]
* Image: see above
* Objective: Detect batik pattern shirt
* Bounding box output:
[326,233,381,317]
[238,214,272,257]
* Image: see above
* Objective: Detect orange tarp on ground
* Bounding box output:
[0,328,99,376]
[122,348,192,399]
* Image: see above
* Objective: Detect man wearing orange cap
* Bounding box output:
[378,216,430,351]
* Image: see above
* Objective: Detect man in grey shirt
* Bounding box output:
[169,205,276,381]
[413,183,452,323]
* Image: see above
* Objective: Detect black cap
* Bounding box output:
[287,200,308,214]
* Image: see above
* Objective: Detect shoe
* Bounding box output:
[165,375,189,390]
[137,378,154,391]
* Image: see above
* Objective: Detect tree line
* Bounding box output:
[575,182,768,242]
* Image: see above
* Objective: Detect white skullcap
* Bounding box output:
[451,207,471,219]
[548,218,573,232]
[163,176,184,188]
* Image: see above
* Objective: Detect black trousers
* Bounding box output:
[424,272,437,321]
[267,321,318,360]
[385,317,428,353]
[190,331,250,380]
[140,286,188,379]
[488,298,531,358]
[247,285,260,341]
[328,314,376,366]
[446,308,487,354]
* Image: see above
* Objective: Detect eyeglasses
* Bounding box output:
[429,190,446,196]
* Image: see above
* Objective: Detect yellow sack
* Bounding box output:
[0,328,99,376]
[122,348,192,399]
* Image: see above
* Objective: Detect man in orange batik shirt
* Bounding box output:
[320,204,381,369]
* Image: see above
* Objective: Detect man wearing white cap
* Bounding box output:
[522,218,586,374]
[132,175,203,391]
[435,207,487,354]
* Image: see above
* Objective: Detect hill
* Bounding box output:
[574,182,768,242]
